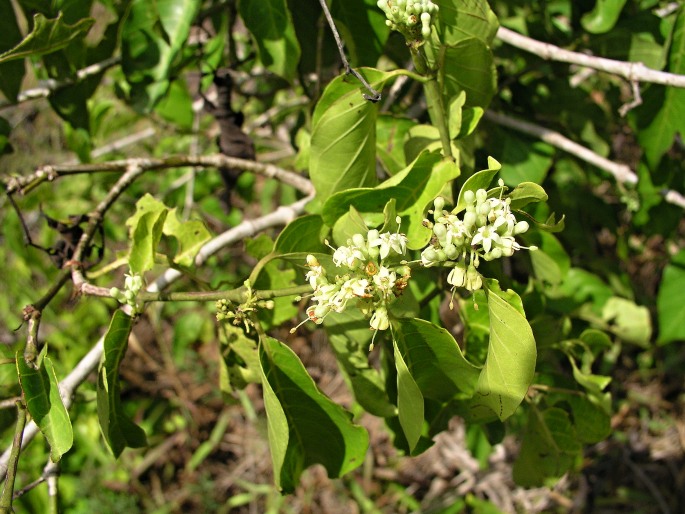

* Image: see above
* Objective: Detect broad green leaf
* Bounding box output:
[568,356,612,414]
[434,0,499,46]
[448,91,467,139]
[274,215,328,254]
[635,8,685,168]
[259,336,368,493]
[0,13,94,64]
[239,0,301,81]
[162,209,212,268]
[218,324,260,393]
[323,150,459,249]
[441,38,497,110]
[126,196,168,274]
[121,0,200,110]
[393,318,480,401]
[253,261,298,329]
[376,115,416,175]
[17,352,73,462]
[332,206,371,247]
[527,232,570,288]
[326,310,396,417]
[513,407,581,487]
[564,395,611,444]
[393,337,424,453]
[454,156,501,213]
[457,107,484,139]
[331,0,389,67]
[155,79,194,130]
[0,0,25,101]
[97,311,147,457]
[471,281,536,421]
[601,297,652,347]
[581,0,627,34]
[657,249,685,344]
[310,68,402,202]
[493,129,555,187]
[507,182,549,210]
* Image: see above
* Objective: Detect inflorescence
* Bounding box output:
[421,183,536,299]
[377,0,439,41]
[295,220,410,347]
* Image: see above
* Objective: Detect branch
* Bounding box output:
[484,111,685,210]
[496,27,685,89]
[0,57,121,110]
[0,195,312,479]
[4,154,314,197]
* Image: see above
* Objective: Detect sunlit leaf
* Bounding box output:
[393,337,424,453]
[17,351,73,462]
[0,13,94,64]
[581,0,628,34]
[441,38,497,110]
[657,249,685,344]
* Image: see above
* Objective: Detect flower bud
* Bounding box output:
[463,190,476,206]
[514,220,530,235]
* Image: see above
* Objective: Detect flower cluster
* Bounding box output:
[377,0,439,41]
[421,185,535,294]
[110,272,144,314]
[297,225,410,341]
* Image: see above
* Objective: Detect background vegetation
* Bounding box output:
[1,0,684,512]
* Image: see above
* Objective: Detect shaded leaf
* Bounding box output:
[434,0,499,46]
[275,215,328,254]
[454,156,501,213]
[657,249,685,344]
[97,311,147,457]
[239,0,301,81]
[581,0,627,34]
[331,0,389,67]
[441,38,497,110]
[259,336,368,493]
[393,337,424,453]
[376,115,416,175]
[0,12,94,64]
[17,351,73,462]
[0,0,25,101]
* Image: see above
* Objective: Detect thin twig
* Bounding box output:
[0,57,121,110]
[484,111,685,209]
[4,154,314,197]
[0,195,312,480]
[317,0,381,101]
[497,27,685,88]
[0,402,27,512]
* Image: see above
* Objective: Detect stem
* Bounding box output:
[410,45,453,161]
[138,284,312,304]
[0,401,27,513]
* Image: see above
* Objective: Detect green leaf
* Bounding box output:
[454,156,501,213]
[97,311,147,458]
[634,8,685,168]
[0,13,94,64]
[601,297,652,347]
[259,336,368,493]
[581,0,627,34]
[507,182,549,210]
[0,117,12,155]
[657,249,685,344]
[527,232,570,288]
[493,129,555,187]
[274,215,328,254]
[513,407,582,487]
[434,0,499,46]
[325,310,396,418]
[121,0,200,110]
[471,281,536,421]
[441,38,497,110]
[448,91,467,139]
[161,209,212,268]
[126,195,168,274]
[393,337,424,454]
[17,352,73,462]
[0,0,25,101]
[393,318,480,401]
[309,68,401,202]
[322,150,459,249]
[218,324,260,393]
[239,0,301,81]
[332,206,371,247]
[564,395,611,444]
[331,0,389,67]
[376,115,416,175]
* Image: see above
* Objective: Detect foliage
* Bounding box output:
[0,0,684,511]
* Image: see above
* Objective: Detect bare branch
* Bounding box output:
[0,57,121,110]
[4,154,314,197]
[497,27,685,89]
[0,194,313,479]
[484,111,685,210]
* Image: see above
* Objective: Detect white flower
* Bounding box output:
[447,262,467,288]
[305,255,326,288]
[370,306,390,331]
[332,245,365,268]
[471,225,501,254]
[373,266,397,293]
[373,232,408,260]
